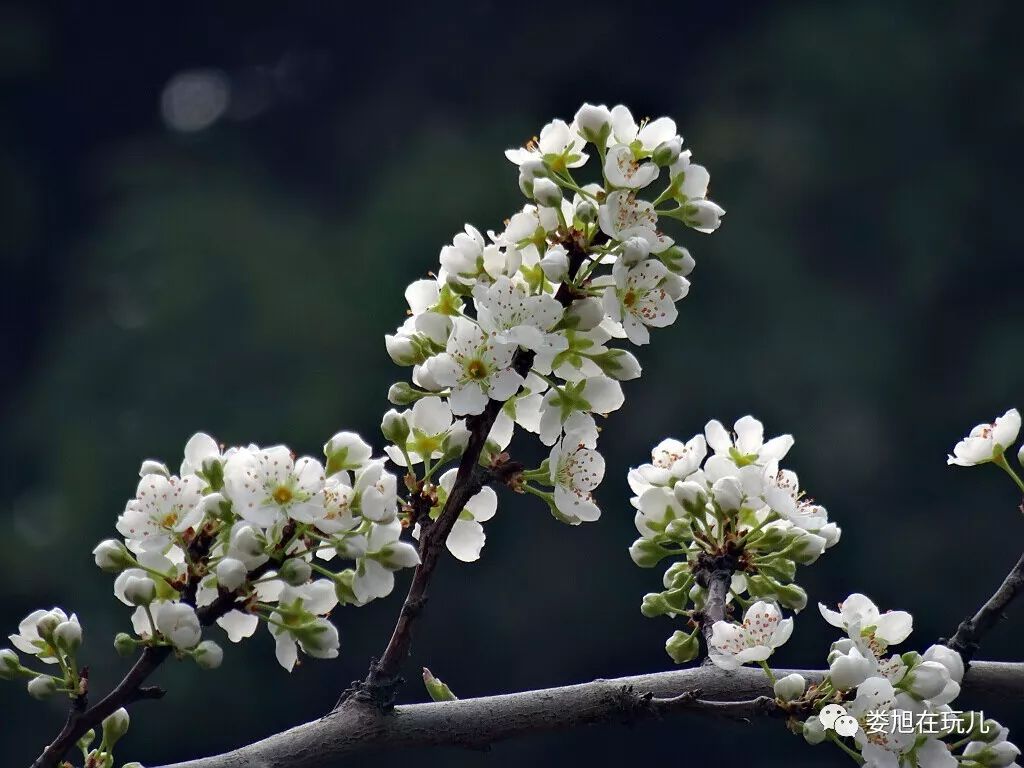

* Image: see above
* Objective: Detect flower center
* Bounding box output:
[623,289,637,308]
[161,511,178,528]
[273,486,293,505]
[467,359,488,380]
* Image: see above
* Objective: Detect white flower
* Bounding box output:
[223,446,326,528]
[473,276,565,353]
[922,644,964,684]
[194,639,224,670]
[845,677,918,765]
[269,581,340,671]
[116,473,204,552]
[115,570,157,606]
[155,602,201,650]
[439,224,490,285]
[829,645,876,690]
[215,558,248,592]
[9,608,75,663]
[773,673,806,702]
[179,432,223,478]
[538,375,624,446]
[947,408,1021,466]
[601,259,683,345]
[505,119,588,169]
[669,151,711,201]
[323,432,373,474]
[682,199,726,234]
[604,144,659,189]
[427,317,523,416]
[609,105,678,151]
[352,460,399,523]
[708,600,793,670]
[818,593,913,647]
[549,436,606,523]
[705,416,794,468]
[413,469,498,562]
[353,521,421,604]
[598,191,672,252]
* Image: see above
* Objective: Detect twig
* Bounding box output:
[944,551,1024,664]
[151,661,1024,768]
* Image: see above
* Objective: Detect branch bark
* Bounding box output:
[944,550,1024,664]
[153,660,1024,768]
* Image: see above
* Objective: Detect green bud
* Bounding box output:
[194,640,224,670]
[773,673,807,702]
[628,538,673,568]
[76,728,96,755]
[662,561,692,589]
[773,582,808,612]
[387,382,431,406]
[659,245,695,276]
[664,519,691,541]
[92,539,136,573]
[381,409,411,446]
[665,630,700,664]
[101,707,130,749]
[333,569,359,606]
[27,675,57,699]
[278,558,312,587]
[641,592,671,618]
[652,137,682,166]
[591,349,642,381]
[575,199,597,224]
[746,526,790,552]
[114,633,137,657]
[422,667,458,701]
[35,612,60,639]
[755,557,796,584]
[803,716,827,745]
[0,648,22,680]
[54,620,82,655]
[202,457,225,491]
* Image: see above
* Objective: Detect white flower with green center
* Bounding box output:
[548,435,606,523]
[473,276,566,354]
[708,600,793,671]
[602,259,683,345]
[538,375,624,446]
[947,408,1021,466]
[604,144,659,190]
[353,520,421,604]
[223,446,326,528]
[598,190,673,253]
[413,468,498,562]
[818,593,913,648]
[116,473,204,553]
[267,580,339,671]
[705,415,795,469]
[427,317,523,416]
[505,118,588,172]
[383,396,468,468]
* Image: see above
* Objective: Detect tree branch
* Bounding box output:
[354,351,535,706]
[152,661,1024,768]
[944,550,1024,664]
[694,552,738,653]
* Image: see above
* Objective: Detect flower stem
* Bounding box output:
[995,454,1024,497]
[828,731,865,764]
[758,660,777,685]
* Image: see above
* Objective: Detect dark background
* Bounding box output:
[2,1,1023,765]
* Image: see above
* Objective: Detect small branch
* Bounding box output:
[944,550,1024,664]
[152,661,1024,768]
[694,552,738,653]
[355,350,535,706]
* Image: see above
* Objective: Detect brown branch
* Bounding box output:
[944,550,1024,664]
[355,350,535,706]
[694,552,738,654]
[151,661,1024,768]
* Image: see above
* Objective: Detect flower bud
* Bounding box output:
[829,647,874,690]
[818,522,842,548]
[196,492,227,521]
[75,729,96,754]
[652,137,683,166]
[711,477,744,513]
[683,199,726,234]
[0,648,21,680]
[92,539,135,573]
[628,538,671,568]
[324,432,372,475]
[621,236,651,266]
[591,349,642,382]
[788,532,827,565]
[1018,442,1024,467]
[385,333,418,366]
[375,542,420,570]
[388,381,429,405]
[101,708,130,749]
[641,592,671,618]
[574,103,612,145]
[114,633,137,657]
[802,716,827,745]
[54,621,82,655]
[532,178,563,208]
[35,611,61,639]
[293,618,340,659]
[215,557,248,592]
[381,409,411,447]
[279,558,313,587]
[673,481,707,513]
[922,644,965,684]
[123,574,157,607]
[27,675,57,699]
[665,630,699,664]
[902,660,951,700]
[138,460,169,478]
[773,673,806,702]
[423,667,458,701]
[660,245,695,276]
[575,199,597,224]
[231,525,266,560]
[540,245,570,282]
[155,603,202,650]
[333,569,359,606]
[194,640,224,670]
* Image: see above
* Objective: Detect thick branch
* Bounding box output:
[154,660,1024,768]
[694,552,738,651]
[945,551,1024,664]
[359,351,535,703]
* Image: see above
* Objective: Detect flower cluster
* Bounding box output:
[628,415,841,663]
[383,103,724,553]
[786,594,1020,768]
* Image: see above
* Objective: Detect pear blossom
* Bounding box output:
[505,118,587,170]
[604,144,659,190]
[608,105,678,151]
[267,580,340,671]
[947,408,1021,466]
[705,416,794,468]
[223,446,326,528]
[818,593,913,647]
[669,151,712,201]
[413,469,498,562]
[155,602,201,650]
[180,432,224,479]
[9,608,76,663]
[353,520,421,604]
[574,103,612,145]
[708,601,793,670]
[473,276,565,353]
[681,199,726,234]
[549,434,606,524]
[116,473,204,552]
[601,259,684,345]
[383,396,468,468]
[598,191,673,252]
[427,317,524,416]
